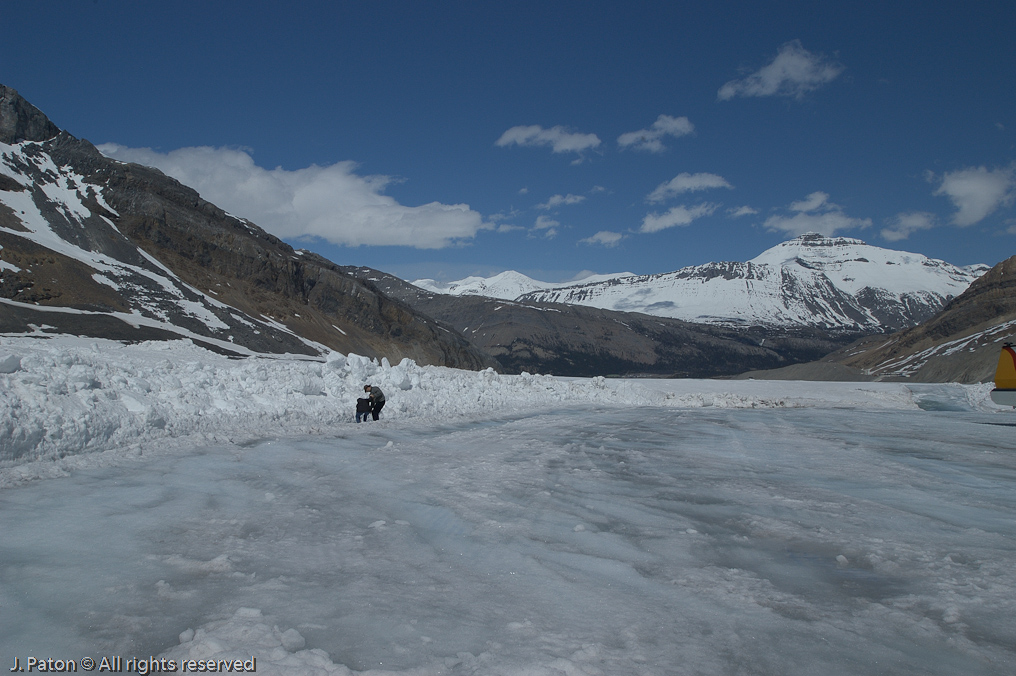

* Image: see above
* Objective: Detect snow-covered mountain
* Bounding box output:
[820,252,1016,383]
[515,235,989,331]
[413,269,635,301]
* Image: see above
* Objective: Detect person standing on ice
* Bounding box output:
[364,384,385,420]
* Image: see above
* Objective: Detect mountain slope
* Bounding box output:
[350,267,857,377]
[0,84,496,369]
[738,254,1016,383]
[512,234,986,332]
[831,254,1016,382]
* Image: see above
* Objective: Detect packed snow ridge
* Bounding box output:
[0,334,1000,481]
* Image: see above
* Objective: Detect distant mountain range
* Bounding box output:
[413,270,636,301]
[352,265,861,378]
[419,235,988,332]
[396,236,998,378]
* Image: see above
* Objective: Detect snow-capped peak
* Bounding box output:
[413,269,636,301]
[518,234,988,332]
[749,233,869,266]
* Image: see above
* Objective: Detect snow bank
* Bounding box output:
[0,336,646,471]
[0,335,999,480]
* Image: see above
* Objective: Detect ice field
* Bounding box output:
[1,336,1015,675]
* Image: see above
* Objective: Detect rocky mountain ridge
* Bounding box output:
[0,84,496,369]
[352,267,858,377]
[426,234,987,333]
[738,254,1016,383]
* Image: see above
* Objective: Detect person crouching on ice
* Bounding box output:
[365,384,385,420]
[355,396,372,423]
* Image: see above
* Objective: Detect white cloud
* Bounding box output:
[532,215,560,238]
[765,212,870,237]
[647,172,732,203]
[718,40,844,101]
[495,125,601,154]
[97,144,487,249]
[537,194,586,210]
[618,115,695,153]
[534,215,559,230]
[488,209,519,223]
[789,191,832,212]
[881,212,937,241]
[639,203,718,233]
[728,205,759,218]
[931,165,1016,226]
[579,231,623,247]
[488,210,523,233]
[764,191,871,236]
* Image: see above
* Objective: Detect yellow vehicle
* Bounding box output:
[990,343,1016,406]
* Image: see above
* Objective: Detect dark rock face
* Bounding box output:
[350,268,856,378]
[0,86,61,144]
[0,85,497,369]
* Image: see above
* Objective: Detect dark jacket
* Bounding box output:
[356,398,372,413]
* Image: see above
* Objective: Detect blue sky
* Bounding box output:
[4,1,1015,281]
